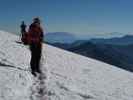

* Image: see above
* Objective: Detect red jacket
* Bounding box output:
[28,23,43,44]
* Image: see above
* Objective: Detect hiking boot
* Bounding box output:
[36,69,42,74]
[31,71,37,77]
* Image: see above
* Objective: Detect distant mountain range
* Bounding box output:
[45,32,77,44]
[45,32,133,45]
[68,41,133,72]
[90,35,133,45]
[47,35,133,72]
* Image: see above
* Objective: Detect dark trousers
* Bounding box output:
[30,43,42,73]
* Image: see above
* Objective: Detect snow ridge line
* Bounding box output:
[0,61,29,71]
[56,81,94,99]
[50,72,94,99]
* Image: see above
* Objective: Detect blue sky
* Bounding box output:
[1,0,133,38]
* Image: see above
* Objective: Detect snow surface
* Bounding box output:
[0,30,133,100]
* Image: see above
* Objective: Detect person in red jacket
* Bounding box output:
[28,17,44,76]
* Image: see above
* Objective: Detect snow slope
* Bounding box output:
[0,30,133,100]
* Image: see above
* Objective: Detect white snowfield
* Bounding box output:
[0,30,133,100]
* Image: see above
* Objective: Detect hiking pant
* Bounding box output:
[30,43,42,73]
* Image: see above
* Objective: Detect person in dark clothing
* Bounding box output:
[20,21,26,37]
[20,21,28,44]
[28,18,44,76]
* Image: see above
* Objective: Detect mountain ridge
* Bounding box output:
[90,34,133,45]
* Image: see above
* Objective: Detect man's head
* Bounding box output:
[33,17,41,24]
